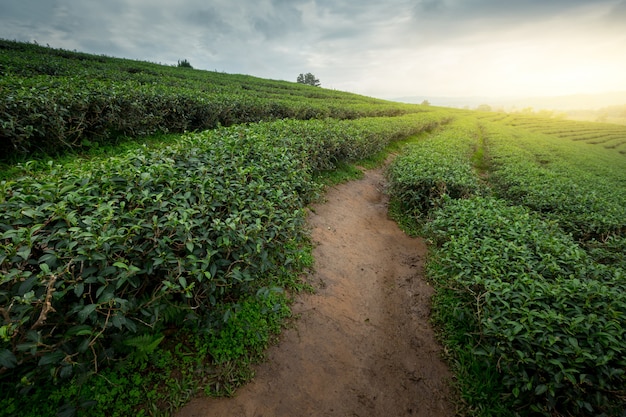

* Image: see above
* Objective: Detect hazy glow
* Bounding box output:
[356,3,626,99]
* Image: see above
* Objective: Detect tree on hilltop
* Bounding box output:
[177,59,193,69]
[297,72,321,87]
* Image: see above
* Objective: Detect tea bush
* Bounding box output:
[0,124,311,389]
[388,116,626,415]
[386,117,485,217]
[1,112,444,414]
[0,39,426,160]
[262,112,447,172]
[425,197,626,416]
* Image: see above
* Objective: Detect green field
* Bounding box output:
[1,40,625,416]
[388,113,626,416]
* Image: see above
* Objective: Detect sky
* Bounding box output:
[1,0,626,101]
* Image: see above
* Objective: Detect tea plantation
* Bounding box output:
[388,113,626,416]
[1,40,625,416]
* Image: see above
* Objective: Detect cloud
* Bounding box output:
[251,0,307,40]
[1,0,625,98]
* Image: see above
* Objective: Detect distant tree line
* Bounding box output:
[566,104,626,124]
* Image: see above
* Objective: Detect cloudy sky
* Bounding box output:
[1,0,626,100]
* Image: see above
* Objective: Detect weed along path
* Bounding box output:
[177,167,456,417]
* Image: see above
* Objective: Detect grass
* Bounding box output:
[387,197,421,237]
[313,162,365,187]
[428,278,514,417]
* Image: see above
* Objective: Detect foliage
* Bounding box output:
[482,121,626,241]
[476,111,626,155]
[0,111,445,415]
[386,117,484,218]
[425,197,626,416]
[296,72,320,87]
[387,112,626,416]
[206,288,290,366]
[0,123,310,395]
[0,39,422,160]
[176,59,192,69]
[261,112,447,172]
[1,264,298,417]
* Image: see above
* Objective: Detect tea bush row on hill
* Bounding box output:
[0,113,447,415]
[476,112,626,155]
[425,198,626,416]
[387,115,626,416]
[484,123,626,240]
[386,117,485,217]
[0,76,416,159]
[263,112,447,172]
[0,39,422,160]
[481,121,626,273]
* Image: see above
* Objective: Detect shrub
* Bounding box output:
[0,124,310,389]
[426,197,626,416]
[386,117,484,217]
[177,59,193,69]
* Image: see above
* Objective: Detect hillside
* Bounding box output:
[0,39,421,161]
[1,40,625,417]
[0,39,448,417]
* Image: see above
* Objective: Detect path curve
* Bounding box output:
[177,167,456,417]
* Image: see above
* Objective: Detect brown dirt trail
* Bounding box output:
[176,167,456,417]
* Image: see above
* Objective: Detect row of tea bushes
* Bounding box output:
[483,122,626,241]
[386,116,486,217]
[424,197,626,416]
[0,39,423,159]
[0,113,445,396]
[387,116,626,416]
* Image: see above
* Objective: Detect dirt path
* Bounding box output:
[176,167,456,417]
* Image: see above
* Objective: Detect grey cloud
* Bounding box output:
[250,4,304,40]
[407,0,621,44]
[606,0,626,26]
[416,0,445,13]
[181,1,308,45]
[0,0,625,98]
[0,0,57,24]
[185,7,234,35]
[0,0,60,42]
[412,0,617,27]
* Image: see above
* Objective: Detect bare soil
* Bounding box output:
[176,167,457,417]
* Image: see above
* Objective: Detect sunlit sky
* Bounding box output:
[1,0,626,100]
